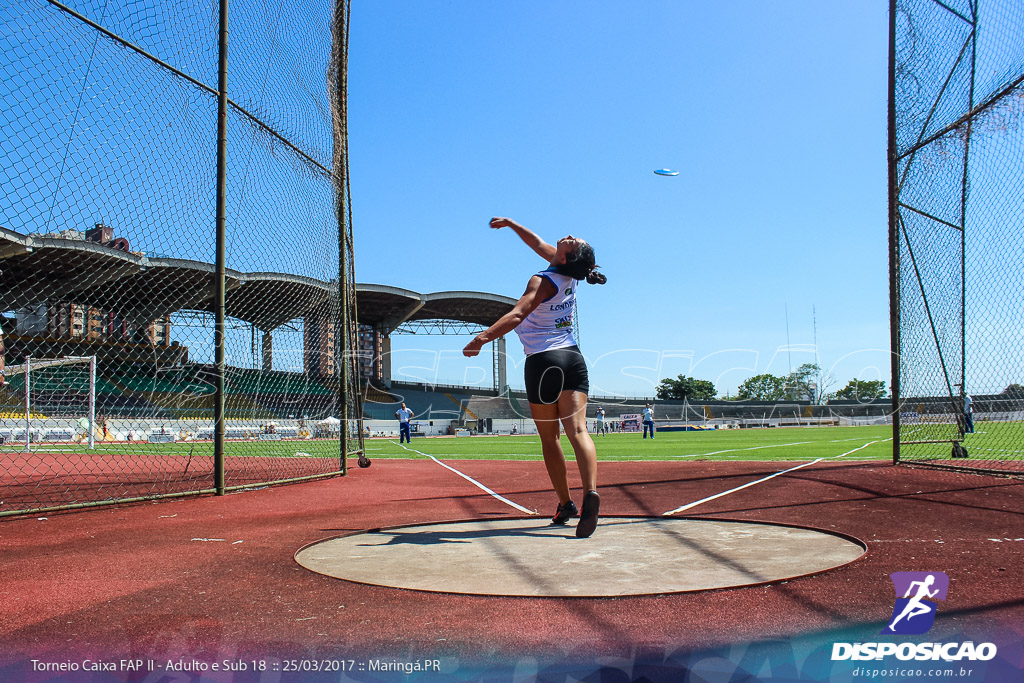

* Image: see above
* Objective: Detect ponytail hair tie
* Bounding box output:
[586,268,607,285]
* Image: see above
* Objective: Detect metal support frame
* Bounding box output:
[891,0,989,467]
[213,0,229,495]
[333,0,362,469]
[392,319,487,336]
[956,1,978,448]
[492,339,500,392]
[888,0,900,464]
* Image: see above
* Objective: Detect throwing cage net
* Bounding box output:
[890,0,1024,473]
[0,0,363,515]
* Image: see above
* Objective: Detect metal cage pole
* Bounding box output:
[335,0,350,473]
[956,5,978,449]
[887,0,901,465]
[332,0,363,471]
[213,0,229,494]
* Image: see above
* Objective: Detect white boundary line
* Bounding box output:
[662,459,824,515]
[391,441,537,515]
[670,441,813,458]
[662,438,890,516]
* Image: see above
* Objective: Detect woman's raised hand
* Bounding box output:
[463,338,484,357]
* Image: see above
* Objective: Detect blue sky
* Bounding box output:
[347,2,891,398]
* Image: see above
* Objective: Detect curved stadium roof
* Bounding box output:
[0,227,514,332]
[355,284,517,331]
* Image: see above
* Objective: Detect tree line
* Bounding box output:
[657,371,1024,402]
[655,363,888,403]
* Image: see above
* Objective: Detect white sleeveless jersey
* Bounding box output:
[515,268,578,355]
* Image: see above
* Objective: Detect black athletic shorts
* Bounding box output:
[524,345,589,405]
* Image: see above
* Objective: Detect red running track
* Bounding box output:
[0,459,1022,675]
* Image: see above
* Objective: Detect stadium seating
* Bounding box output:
[362,384,397,404]
[463,395,526,420]
[96,392,170,419]
[365,383,476,422]
[3,363,343,421]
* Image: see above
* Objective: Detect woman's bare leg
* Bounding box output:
[557,390,597,491]
[529,401,571,503]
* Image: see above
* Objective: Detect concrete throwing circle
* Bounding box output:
[295,517,866,597]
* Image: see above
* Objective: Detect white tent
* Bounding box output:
[317,416,342,433]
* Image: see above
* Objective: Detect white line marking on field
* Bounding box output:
[391,441,536,515]
[670,441,813,458]
[663,438,891,515]
[829,436,885,443]
[662,459,825,515]
[410,452,542,459]
[833,439,888,459]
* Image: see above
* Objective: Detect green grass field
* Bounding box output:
[4,427,889,462]
[8,422,1018,463]
[365,425,895,462]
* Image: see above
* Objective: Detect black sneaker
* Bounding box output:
[576,490,600,538]
[551,499,578,525]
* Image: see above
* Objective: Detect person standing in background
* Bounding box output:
[595,406,607,436]
[396,402,414,443]
[642,403,655,439]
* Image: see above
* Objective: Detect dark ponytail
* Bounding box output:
[555,242,607,285]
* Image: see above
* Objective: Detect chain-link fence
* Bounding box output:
[1,0,363,515]
[890,0,1024,473]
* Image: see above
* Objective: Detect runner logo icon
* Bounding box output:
[882,571,949,635]
[832,571,996,662]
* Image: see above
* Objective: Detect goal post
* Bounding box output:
[4,356,97,451]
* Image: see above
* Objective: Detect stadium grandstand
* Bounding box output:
[0,224,519,435]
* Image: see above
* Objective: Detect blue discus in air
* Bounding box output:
[653,168,679,176]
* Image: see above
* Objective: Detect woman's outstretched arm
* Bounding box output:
[490,217,556,262]
[463,275,555,357]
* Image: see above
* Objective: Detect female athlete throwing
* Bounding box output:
[463,217,607,537]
